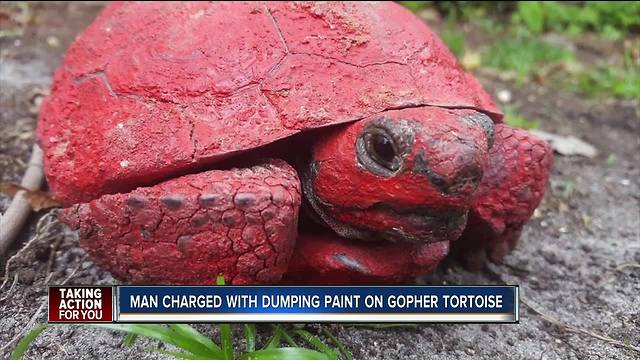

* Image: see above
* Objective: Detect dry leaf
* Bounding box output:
[0,181,61,210]
[530,130,598,158]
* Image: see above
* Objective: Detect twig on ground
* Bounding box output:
[485,263,640,354]
[46,253,86,284]
[62,256,84,284]
[0,144,44,257]
[615,262,640,272]
[0,299,47,355]
[1,240,85,357]
[0,211,60,300]
[46,231,64,274]
[0,273,19,303]
[521,298,640,353]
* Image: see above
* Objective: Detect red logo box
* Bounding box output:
[49,286,113,323]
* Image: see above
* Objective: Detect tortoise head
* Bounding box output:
[302,106,495,244]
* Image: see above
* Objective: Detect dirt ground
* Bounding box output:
[1,3,638,360]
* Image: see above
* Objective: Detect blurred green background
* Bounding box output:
[401,1,639,129]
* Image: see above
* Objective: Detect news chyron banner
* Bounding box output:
[49,285,518,323]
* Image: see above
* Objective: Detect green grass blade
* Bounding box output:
[321,328,352,360]
[169,324,223,355]
[278,326,298,347]
[239,347,329,360]
[122,332,138,347]
[292,330,337,360]
[218,323,233,360]
[92,324,221,358]
[92,323,176,344]
[214,274,232,359]
[262,326,282,350]
[243,324,257,352]
[10,324,47,360]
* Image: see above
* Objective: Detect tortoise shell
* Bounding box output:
[37,1,500,205]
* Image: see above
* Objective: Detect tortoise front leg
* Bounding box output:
[452,124,553,268]
[61,159,301,285]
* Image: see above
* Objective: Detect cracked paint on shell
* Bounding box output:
[36,2,552,285]
[37,1,500,205]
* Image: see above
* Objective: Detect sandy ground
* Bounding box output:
[1,3,638,359]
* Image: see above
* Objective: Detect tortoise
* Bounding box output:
[37,2,552,284]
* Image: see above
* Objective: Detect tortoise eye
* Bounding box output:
[357,127,402,176]
[369,133,396,165]
[356,117,413,177]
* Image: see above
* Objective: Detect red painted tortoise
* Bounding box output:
[37,2,552,284]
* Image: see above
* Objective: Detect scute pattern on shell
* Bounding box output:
[37,1,500,205]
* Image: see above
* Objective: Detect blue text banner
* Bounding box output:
[116,285,518,323]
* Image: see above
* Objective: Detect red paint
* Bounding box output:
[452,125,553,267]
[60,160,301,284]
[37,2,500,206]
[37,2,551,285]
[284,234,450,284]
[308,107,490,244]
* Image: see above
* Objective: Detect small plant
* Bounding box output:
[400,1,432,13]
[503,105,540,130]
[482,27,574,82]
[513,1,640,39]
[574,48,640,99]
[433,2,516,21]
[402,1,640,39]
[10,277,352,360]
[514,1,545,34]
[441,21,466,59]
[10,324,48,360]
[10,323,352,360]
[576,66,640,99]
